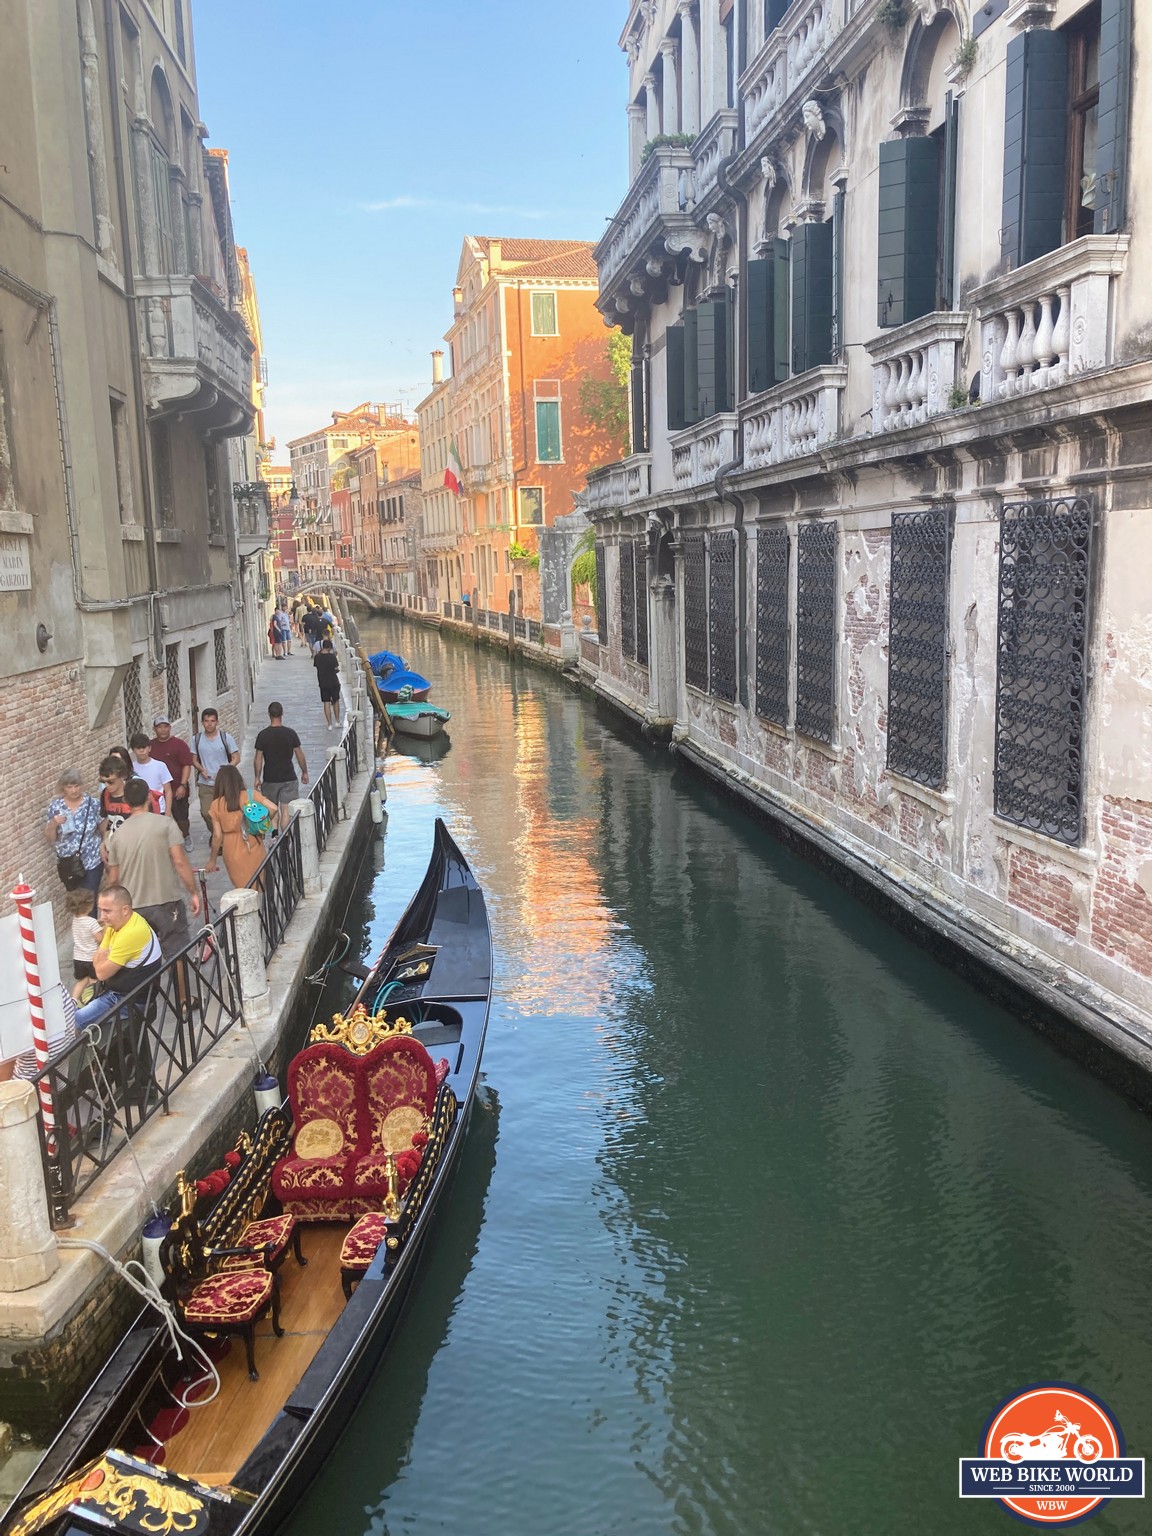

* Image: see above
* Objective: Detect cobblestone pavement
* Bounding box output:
[187,640,354,918]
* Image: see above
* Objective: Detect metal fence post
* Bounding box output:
[291,798,322,895]
[0,1083,59,1289]
[218,888,271,1021]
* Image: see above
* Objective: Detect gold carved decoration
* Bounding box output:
[381,1153,401,1221]
[294,1118,344,1159]
[309,1003,414,1054]
[380,1105,427,1152]
[9,1456,207,1535]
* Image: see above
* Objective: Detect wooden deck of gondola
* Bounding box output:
[161,1226,348,1485]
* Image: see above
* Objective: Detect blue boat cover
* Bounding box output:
[377,668,432,695]
[367,648,407,676]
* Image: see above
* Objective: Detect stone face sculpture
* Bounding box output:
[802,98,826,141]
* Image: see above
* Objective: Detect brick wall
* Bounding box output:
[1007,845,1082,938]
[1091,798,1152,979]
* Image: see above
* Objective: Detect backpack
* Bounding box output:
[242,793,274,838]
[193,731,238,769]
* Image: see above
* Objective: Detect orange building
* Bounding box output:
[441,237,623,619]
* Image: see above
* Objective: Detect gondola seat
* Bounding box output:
[339,1211,390,1298]
[217,1214,301,1272]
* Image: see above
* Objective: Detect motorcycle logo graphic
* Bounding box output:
[959,1384,1144,1527]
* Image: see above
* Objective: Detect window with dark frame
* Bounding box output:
[682,533,708,691]
[165,642,182,720]
[794,520,838,744]
[887,508,952,789]
[122,656,144,740]
[213,628,228,694]
[635,540,649,667]
[755,526,789,726]
[708,531,737,704]
[1066,3,1101,243]
[619,540,636,660]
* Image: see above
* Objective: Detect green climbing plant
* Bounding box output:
[570,527,598,604]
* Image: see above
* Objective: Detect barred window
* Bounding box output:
[755,526,789,725]
[709,531,737,703]
[635,540,649,668]
[165,642,182,721]
[619,539,636,659]
[213,628,229,694]
[887,508,951,788]
[122,655,143,740]
[994,495,1094,845]
[595,542,608,645]
[682,533,708,691]
[795,520,838,743]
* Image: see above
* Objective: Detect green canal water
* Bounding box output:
[288,618,1152,1536]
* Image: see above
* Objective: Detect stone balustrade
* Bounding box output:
[137,274,254,416]
[865,312,970,434]
[692,110,738,207]
[742,0,843,147]
[594,146,697,301]
[973,235,1130,403]
[669,415,738,491]
[742,367,847,467]
[585,454,652,514]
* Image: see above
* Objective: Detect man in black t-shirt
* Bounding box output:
[253,701,309,830]
[313,639,343,731]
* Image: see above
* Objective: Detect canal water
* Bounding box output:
[288,618,1152,1536]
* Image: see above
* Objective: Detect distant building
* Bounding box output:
[0,0,261,908]
[416,352,464,605]
[428,238,624,620]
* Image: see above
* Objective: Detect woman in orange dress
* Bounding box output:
[205,765,278,889]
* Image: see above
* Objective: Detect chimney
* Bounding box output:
[431,350,444,384]
[488,239,501,268]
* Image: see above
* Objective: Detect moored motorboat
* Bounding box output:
[3,819,491,1536]
[385,701,450,740]
[366,649,432,703]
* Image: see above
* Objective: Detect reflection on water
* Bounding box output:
[287,620,1152,1536]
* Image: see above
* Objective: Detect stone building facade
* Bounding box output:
[0,0,262,912]
[584,0,1152,1059]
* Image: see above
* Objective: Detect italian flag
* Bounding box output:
[445,439,464,497]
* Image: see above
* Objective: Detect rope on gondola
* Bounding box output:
[305,930,352,986]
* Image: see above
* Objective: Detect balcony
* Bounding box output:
[864,312,969,435]
[670,416,738,492]
[742,0,845,150]
[690,110,739,212]
[972,235,1129,404]
[742,367,848,468]
[584,454,652,516]
[138,275,255,435]
[594,145,699,327]
[233,481,271,556]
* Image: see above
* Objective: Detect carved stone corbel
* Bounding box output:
[665,232,709,264]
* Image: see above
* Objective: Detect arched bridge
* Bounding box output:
[292,579,390,609]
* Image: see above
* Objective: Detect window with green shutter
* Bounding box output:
[790,222,834,375]
[877,137,940,328]
[531,291,558,335]
[747,241,790,392]
[697,295,733,418]
[535,400,561,462]
[1001,28,1068,269]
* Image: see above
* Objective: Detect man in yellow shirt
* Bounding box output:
[74,885,163,1029]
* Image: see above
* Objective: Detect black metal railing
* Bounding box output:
[342,713,361,780]
[33,912,243,1227]
[514,615,527,639]
[443,601,451,618]
[309,752,340,855]
[248,816,304,964]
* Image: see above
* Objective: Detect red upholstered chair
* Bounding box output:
[339,1211,391,1298]
[271,1043,362,1219]
[160,1212,283,1381]
[351,1036,437,1201]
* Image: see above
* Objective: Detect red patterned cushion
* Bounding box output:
[286,1044,360,1146]
[218,1214,296,1272]
[435,1058,450,1084]
[272,1155,352,1199]
[184,1269,273,1326]
[339,1212,389,1272]
[360,1037,437,1154]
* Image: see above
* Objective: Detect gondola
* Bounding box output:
[4,819,491,1536]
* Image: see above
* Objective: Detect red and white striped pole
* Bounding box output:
[9,882,55,1143]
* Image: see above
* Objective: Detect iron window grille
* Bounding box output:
[165,643,182,721]
[682,533,708,692]
[709,531,737,703]
[994,494,1095,846]
[795,520,838,743]
[122,655,144,740]
[619,539,637,659]
[755,526,790,726]
[595,542,608,645]
[635,538,649,668]
[213,628,228,695]
[887,507,952,788]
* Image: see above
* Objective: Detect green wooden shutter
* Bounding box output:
[877,137,940,328]
[535,400,561,461]
[773,237,790,382]
[940,94,959,308]
[1001,29,1068,269]
[1095,0,1132,235]
[791,222,834,374]
[747,258,771,394]
[765,0,789,31]
[683,308,699,426]
[667,324,686,431]
[696,296,733,417]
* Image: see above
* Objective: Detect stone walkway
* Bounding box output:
[188,638,358,916]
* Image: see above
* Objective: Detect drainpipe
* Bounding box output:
[714,151,751,708]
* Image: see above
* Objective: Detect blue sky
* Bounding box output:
[192,0,628,452]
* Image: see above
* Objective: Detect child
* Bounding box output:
[67,884,102,981]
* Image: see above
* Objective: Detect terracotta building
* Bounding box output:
[583,0,1152,1069]
[428,237,624,619]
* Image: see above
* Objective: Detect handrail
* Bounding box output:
[247,815,304,964]
[33,911,243,1227]
[308,755,340,854]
